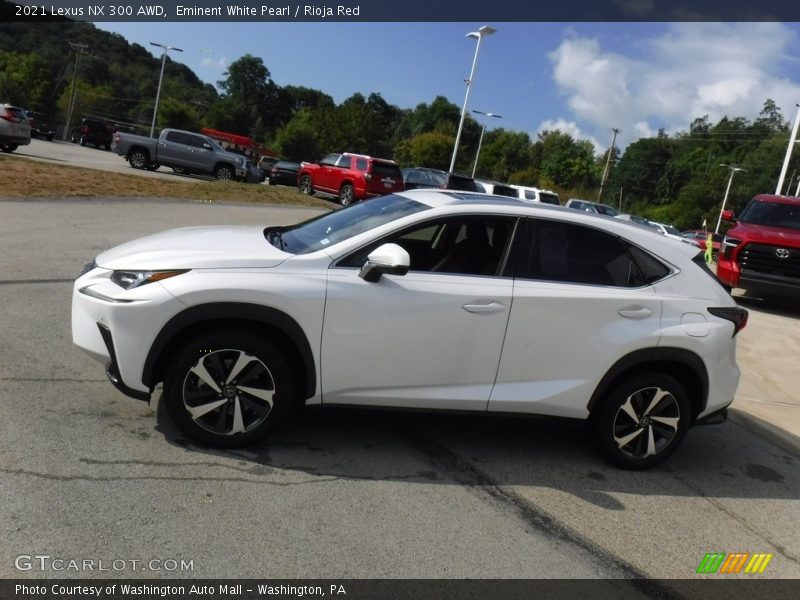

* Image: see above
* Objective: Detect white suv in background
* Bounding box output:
[72,190,747,469]
[510,185,560,205]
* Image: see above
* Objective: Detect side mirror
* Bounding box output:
[358,243,410,283]
[721,210,735,222]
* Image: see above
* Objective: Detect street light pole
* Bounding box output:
[471,110,501,177]
[776,103,800,194]
[449,26,496,174]
[716,164,746,234]
[149,42,183,138]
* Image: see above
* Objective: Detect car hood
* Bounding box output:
[730,222,800,247]
[95,226,290,270]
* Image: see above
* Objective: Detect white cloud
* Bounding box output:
[548,23,800,150]
[201,56,228,70]
[537,118,603,152]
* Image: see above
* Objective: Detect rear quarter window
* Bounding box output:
[371,162,402,179]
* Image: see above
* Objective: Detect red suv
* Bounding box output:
[717,194,800,296]
[297,152,404,206]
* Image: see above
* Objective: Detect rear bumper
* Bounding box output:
[0,135,30,146]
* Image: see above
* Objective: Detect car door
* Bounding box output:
[158,131,191,168]
[489,217,663,419]
[314,153,340,193]
[321,215,517,411]
[185,134,216,173]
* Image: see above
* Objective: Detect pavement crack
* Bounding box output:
[392,418,680,598]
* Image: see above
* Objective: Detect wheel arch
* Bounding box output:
[587,348,709,423]
[142,303,317,405]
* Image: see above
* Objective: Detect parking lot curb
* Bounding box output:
[729,408,800,457]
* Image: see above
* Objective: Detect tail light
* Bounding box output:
[0,107,15,122]
[708,306,748,337]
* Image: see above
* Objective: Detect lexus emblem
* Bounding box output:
[775,248,791,259]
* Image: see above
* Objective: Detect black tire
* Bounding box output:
[163,330,296,448]
[128,149,149,169]
[593,372,690,469]
[80,136,87,147]
[215,164,235,181]
[145,162,160,171]
[172,166,186,174]
[339,183,355,206]
[46,134,54,141]
[1,144,18,153]
[298,174,313,195]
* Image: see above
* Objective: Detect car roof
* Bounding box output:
[752,194,800,206]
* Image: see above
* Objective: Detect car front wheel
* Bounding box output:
[1,143,18,153]
[593,373,690,469]
[215,165,234,180]
[163,331,295,447]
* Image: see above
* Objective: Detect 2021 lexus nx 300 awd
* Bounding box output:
[72,190,747,468]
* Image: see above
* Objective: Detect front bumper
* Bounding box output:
[97,323,150,402]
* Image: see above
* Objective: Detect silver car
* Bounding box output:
[0,104,31,153]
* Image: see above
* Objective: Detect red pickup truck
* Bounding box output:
[716,194,800,296]
[297,152,404,206]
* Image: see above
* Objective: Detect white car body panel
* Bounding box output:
[322,267,512,410]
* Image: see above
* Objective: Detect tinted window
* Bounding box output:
[371,162,402,179]
[320,154,339,166]
[447,174,479,192]
[539,192,560,205]
[492,184,518,198]
[186,135,208,148]
[506,219,661,287]
[355,158,368,170]
[337,156,352,169]
[166,131,188,144]
[594,203,619,216]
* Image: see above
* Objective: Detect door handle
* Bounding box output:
[617,305,653,319]
[462,301,506,314]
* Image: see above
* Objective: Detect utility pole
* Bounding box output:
[63,42,88,141]
[776,103,800,195]
[598,127,620,203]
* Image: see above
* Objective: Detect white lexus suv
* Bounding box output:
[72,190,747,469]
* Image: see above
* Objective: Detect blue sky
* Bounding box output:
[96,22,800,153]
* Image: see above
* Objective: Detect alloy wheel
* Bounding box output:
[182,349,276,436]
[612,386,681,459]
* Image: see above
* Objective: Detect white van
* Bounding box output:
[510,185,560,205]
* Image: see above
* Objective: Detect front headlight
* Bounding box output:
[110,270,188,290]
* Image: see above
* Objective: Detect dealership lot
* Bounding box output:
[0,198,798,581]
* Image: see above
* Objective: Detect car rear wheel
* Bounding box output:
[128,149,149,169]
[215,165,234,181]
[593,373,690,469]
[298,174,313,195]
[163,330,295,447]
[1,144,18,153]
[145,162,160,171]
[339,183,355,206]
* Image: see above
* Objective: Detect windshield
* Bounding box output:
[269,194,430,255]
[738,199,800,230]
[663,225,682,236]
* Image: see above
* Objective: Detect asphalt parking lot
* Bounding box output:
[0,198,798,584]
